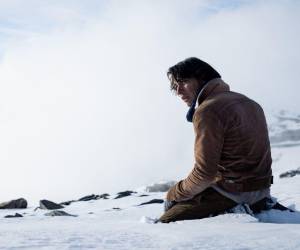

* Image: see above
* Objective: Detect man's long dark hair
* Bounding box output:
[167,57,221,92]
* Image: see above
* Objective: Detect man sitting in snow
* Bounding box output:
[159,57,273,223]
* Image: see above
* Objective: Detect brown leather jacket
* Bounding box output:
[167,78,272,202]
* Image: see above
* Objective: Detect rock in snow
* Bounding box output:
[44,210,77,217]
[279,167,300,178]
[60,193,110,206]
[4,213,23,218]
[138,199,164,206]
[114,191,137,199]
[39,200,64,210]
[78,193,110,201]
[0,198,27,209]
[60,200,76,206]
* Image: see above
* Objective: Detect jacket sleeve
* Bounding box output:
[166,110,224,202]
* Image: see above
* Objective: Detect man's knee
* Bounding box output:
[159,201,197,223]
[159,189,237,223]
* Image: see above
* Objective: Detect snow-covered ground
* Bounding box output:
[0,112,300,250]
[0,182,300,250]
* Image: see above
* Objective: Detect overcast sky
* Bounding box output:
[0,0,299,203]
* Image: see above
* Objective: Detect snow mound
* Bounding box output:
[256,209,300,224]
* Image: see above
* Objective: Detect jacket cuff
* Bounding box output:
[166,185,177,201]
[166,179,212,202]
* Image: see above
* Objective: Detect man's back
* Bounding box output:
[197,81,273,185]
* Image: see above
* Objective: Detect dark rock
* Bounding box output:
[114,190,137,199]
[112,207,121,210]
[60,200,76,206]
[138,199,164,206]
[4,213,23,218]
[0,198,27,209]
[139,194,149,197]
[78,193,110,201]
[78,194,99,201]
[279,168,300,178]
[146,181,176,192]
[99,193,110,199]
[39,200,64,210]
[44,210,77,217]
[60,193,110,206]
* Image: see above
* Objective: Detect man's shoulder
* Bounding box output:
[194,90,263,124]
[198,90,259,113]
[211,90,252,104]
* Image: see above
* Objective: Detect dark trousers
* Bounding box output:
[159,188,237,223]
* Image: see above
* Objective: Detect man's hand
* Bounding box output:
[164,200,177,212]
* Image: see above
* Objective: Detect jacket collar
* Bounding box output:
[197,78,230,106]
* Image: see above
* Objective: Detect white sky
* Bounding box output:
[0,0,299,203]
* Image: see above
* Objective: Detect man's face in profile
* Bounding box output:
[174,78,201,107]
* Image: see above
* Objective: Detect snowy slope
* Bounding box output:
[0,186,300,250]
[0,111,300,250]
[0,187,300,250]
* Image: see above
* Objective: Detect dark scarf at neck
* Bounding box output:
[186,98,198,122]
[186,82,207,122]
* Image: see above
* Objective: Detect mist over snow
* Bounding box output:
[0,0,299,203]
